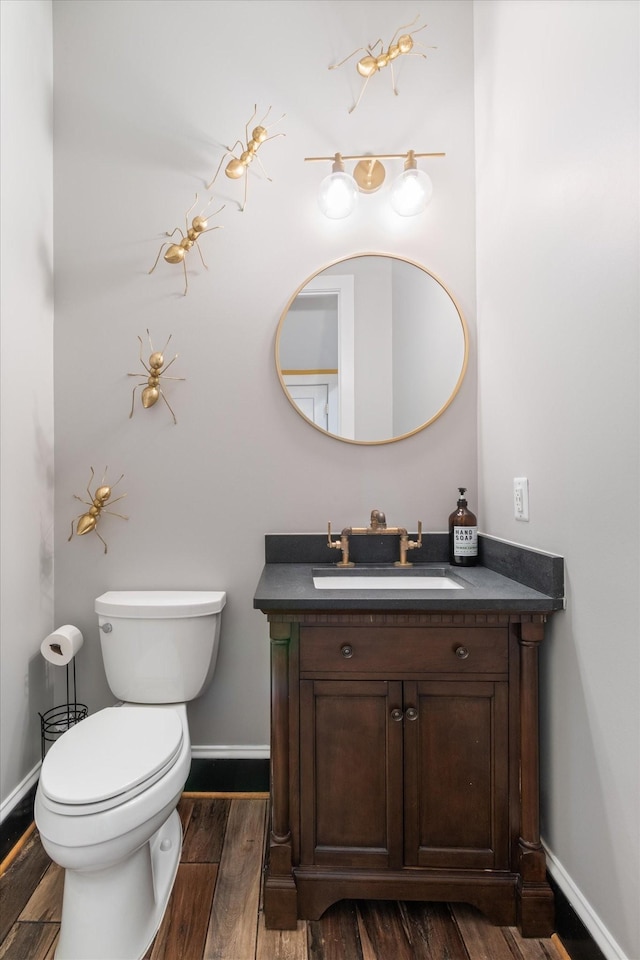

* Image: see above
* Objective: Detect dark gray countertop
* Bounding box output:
[253,561,564,613]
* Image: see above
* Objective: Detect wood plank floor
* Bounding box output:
[0,795,568,960]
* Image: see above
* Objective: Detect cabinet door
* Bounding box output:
[403,680,509,870]
[300,679,404,869]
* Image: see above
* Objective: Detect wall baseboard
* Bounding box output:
[544,841,627,960]
[185,757,269,793]
[0,768,40,863]
[0,763,41,825]
[190,744,270,760]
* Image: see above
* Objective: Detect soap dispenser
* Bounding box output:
[449,487,478,566]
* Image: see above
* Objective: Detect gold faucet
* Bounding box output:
[327,510,423,567]
[397,522,423,566]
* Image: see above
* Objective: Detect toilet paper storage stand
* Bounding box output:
[39,658,88,759]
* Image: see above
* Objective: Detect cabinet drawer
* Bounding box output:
[299,626,508,675]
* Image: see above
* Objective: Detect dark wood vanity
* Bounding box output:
[254,535,564,938]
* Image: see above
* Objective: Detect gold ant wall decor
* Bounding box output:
[206,105,285,211]
[149,194,224,296]
[128,329,184,425]
[68,467,128,554]
[329,15,433,113]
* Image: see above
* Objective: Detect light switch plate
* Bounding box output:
[514,477,529,521]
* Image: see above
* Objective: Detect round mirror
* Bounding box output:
[275,254,469,445]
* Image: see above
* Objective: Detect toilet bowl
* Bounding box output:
[35,590,225,960]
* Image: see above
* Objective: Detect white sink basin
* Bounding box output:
[313,575,462,590]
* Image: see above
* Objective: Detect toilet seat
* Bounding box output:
[39,706,184,815]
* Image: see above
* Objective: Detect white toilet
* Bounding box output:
[35,590,226,960]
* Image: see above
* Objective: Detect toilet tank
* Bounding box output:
[94,591,226,704]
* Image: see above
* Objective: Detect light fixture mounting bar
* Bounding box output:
[304,152,445,163]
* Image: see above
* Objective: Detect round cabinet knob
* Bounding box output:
[390,708,403,722]
[455,645,470,660]
[405,707,418,721]
[340,644,353,659]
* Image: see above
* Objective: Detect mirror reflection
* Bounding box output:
[275,254,469,444]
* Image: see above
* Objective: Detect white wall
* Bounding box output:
[0,0,55,818]
[474,2,639,958]
[50,0,477,752]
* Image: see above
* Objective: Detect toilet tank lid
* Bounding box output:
[95,590,226,618]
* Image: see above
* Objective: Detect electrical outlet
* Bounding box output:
[514,477,529,521]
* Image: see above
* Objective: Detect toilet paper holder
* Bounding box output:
[39,658,88,759]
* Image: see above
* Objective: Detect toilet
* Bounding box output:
[35,590,226,960]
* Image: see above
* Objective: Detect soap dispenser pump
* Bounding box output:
[449,487,478,566]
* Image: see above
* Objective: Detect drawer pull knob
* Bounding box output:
[391,708,403,722]
[405,707,418,721]
[340,644,353,659]
[455,645,470,660]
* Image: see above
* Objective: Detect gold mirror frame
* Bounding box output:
[275,253,469,445]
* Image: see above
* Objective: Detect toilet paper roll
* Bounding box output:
[40,625,84,666]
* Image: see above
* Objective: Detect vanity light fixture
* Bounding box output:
[306,150,444,219]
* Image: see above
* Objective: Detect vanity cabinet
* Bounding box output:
[299,625,509,874]
[264,611,555,938]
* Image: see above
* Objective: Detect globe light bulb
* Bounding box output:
[390,154,433,217]
[317,154,359,219]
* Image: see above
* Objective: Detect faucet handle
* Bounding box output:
[327,521,338,548]
[405,520,423,553]
[411,520,423,549]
